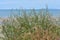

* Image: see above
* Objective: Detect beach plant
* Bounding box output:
[2,9,60,40]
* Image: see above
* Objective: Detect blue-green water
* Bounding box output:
[0,9,60,17]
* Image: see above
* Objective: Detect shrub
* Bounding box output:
[2,9,60,40]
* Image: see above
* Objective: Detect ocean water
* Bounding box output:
[0,9,60,17]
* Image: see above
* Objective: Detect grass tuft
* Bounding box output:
[2,9,60,40]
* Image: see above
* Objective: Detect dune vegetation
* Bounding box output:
[1,9,60,40]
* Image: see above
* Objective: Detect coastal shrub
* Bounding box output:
[2,9,60,40]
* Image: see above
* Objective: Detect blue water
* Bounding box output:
[0,9,60,17]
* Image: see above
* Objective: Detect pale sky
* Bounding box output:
[0,0,60,17]
[0,0,60,9]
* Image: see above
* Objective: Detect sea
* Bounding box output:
[0,9,60,18]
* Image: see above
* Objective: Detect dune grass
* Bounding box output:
[2,9,60,40]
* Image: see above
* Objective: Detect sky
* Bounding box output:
[0,0,60,17]
[0,0,60,9]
